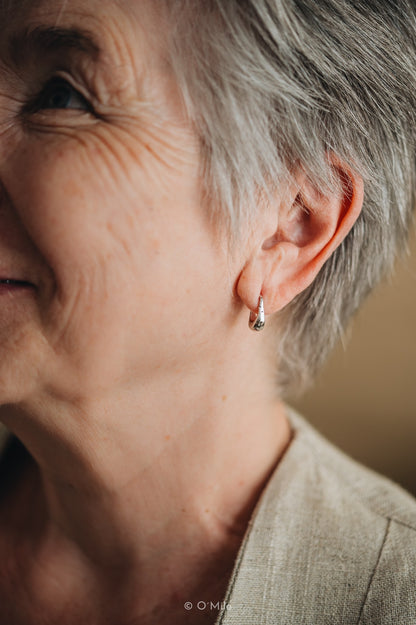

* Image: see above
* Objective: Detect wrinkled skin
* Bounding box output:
[0,0,228,406]
[0,1,292,624]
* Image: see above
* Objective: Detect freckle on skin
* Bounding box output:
[150,238,161,253]
[222,395,227,402]
[165,435,171,441]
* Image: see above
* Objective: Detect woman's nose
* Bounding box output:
[0,101,15,166]
[0,64,19,141]
[0,179,15,225]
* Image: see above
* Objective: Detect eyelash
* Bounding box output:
[26,76,94,115]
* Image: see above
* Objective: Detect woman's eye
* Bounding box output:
[31,77,92,113]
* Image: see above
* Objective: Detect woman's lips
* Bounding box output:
[0,278,36,293]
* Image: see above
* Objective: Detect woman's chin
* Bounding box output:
[0,336,47,407]
[0,376,38,407]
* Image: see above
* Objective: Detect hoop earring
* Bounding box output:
[249,295,265,332]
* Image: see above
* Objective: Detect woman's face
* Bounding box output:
[0,0,236,404]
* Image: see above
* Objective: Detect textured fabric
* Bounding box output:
[215,408,416,625]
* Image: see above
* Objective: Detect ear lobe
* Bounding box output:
[237,156,364,318]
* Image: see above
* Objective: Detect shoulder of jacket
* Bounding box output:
[287,407,416,531]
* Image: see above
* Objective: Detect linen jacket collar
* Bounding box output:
[214,409,416,625]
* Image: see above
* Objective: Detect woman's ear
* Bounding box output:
[236,155,364,316]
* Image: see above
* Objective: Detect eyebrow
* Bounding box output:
[9,25,101,66]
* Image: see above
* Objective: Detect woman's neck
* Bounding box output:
[0,342,292,622]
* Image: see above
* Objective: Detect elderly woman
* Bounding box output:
[0,0,416,623]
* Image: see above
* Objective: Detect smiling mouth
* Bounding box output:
[0,279,35,287]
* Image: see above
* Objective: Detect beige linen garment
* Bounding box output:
[214,409,416,625]
[0,411,415,624]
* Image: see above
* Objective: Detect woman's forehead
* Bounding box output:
[2,0,168,47]
[2,0,137,17]
[1,0,170,73]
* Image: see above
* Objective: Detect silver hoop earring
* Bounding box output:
[249,295,265,332]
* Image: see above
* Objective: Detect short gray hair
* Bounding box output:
[166,0,416,394]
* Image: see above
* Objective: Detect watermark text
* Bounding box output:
[184,601,232,611]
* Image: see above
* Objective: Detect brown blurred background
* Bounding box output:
[290,229,416,497]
